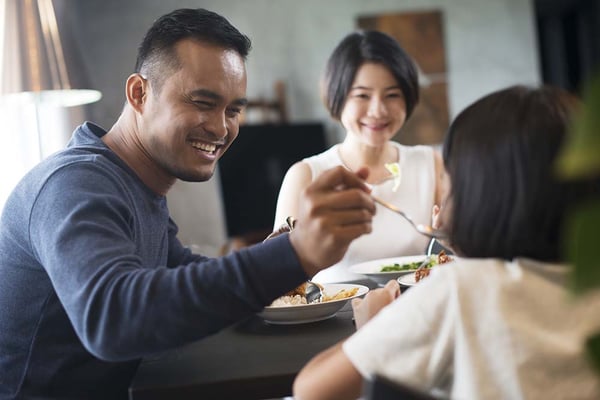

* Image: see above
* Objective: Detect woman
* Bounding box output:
[273,30,442,282]
[293,85,600,399]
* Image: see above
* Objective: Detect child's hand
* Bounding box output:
[351,280,400,330]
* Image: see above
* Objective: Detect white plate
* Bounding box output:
[258,283,369,325]
[348,256,428,286]
[397,273,417,287]
[397,256,458,287]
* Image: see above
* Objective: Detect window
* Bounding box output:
[0,103,82,210]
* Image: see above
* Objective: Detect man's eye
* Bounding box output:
[193,100,214,108]
[226,108,242,118]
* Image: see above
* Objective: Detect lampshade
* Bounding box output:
[0,0,101,106]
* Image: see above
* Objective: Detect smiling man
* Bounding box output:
[0,8,375,399]
[104,38,249,192]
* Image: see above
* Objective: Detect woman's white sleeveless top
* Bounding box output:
[303,142,436,283]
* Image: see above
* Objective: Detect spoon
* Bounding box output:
[372,195,447,239]
[305,281,324,303]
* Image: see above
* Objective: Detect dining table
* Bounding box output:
[128,278,380,400]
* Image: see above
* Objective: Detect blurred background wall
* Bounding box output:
[71,0,541,135]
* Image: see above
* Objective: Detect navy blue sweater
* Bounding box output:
[0,122,306,399]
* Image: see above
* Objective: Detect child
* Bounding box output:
[294,85,600,399]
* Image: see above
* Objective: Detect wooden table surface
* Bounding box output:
[129,279,378,400]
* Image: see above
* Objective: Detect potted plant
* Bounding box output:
[557,73,600,373]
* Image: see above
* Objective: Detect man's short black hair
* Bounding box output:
[134,8,251,92]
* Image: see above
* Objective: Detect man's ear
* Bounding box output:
[125,73,149,112]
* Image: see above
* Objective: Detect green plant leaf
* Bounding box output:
[556,73,600,179]
[566,201,600,294]
[587,333,600,375]
[558,71,600,382]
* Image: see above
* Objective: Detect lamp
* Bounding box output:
[0,0,101,162]
[0,0,101,105]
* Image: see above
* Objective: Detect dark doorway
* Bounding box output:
[535,0,600,94]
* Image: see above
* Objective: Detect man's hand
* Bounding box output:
[351,279,400,330]
[288,166,375,277]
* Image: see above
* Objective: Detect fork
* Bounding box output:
[371,195,447,239]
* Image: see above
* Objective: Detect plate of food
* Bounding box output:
[348,255,435,286]
[397,251,454,288]
[259,283,369,325]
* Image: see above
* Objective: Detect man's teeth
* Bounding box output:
[191,142,217,153]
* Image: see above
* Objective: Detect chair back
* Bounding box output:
[363,375,438,400]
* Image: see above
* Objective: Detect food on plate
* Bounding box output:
[285,281,312,297]
[322,287,358,302]
[437,251,452,264]
[270,294,309,307]
[414,250,453,282]
[269,282,313,307]
[384,162,402,192]
[380,259,433,272]
[379,251,453,275]
[269,282,358,307]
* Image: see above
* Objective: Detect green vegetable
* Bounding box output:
[384,162,402,192]
[380,259,436,272]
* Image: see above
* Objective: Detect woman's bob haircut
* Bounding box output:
[321,30,419,121]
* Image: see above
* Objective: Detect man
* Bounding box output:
[0,8,375,399]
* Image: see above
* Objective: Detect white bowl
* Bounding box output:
[258,283,369,325]
[397,273,417,287]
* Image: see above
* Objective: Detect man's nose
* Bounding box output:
[205,111,228,139]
